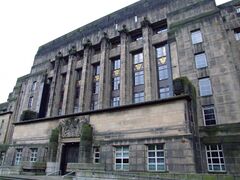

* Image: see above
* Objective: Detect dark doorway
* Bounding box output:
[60,142,79,175]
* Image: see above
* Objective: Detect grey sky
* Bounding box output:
[0,0,230,102]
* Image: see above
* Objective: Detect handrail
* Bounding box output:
[46,170,61,176]
[62,171,75,178]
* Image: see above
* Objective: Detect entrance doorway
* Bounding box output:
[60,142,79,174]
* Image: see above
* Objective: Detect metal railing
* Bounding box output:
[46,170,61,176]
[62,171,75,179]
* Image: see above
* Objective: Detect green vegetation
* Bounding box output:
[20,110,38,121]
[49,127,59,162]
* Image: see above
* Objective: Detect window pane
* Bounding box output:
[195,53,207,69]
[199,78,212,96]
[191,30,203,44]
[206,144,225,172]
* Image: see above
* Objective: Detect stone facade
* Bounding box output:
[0,0,240,176]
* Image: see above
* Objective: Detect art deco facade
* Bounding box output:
[0,0,240,177]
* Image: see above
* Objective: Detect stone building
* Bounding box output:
[0,0,240,176]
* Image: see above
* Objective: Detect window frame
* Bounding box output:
[159,87,170,99]
[115,146,129,171]
[134,91,144,103]
[147,144,165,171]
[111,96,120,107]
[205,144,226,172]
[195,52,208,69]
[93,147,100,164]
[30,148,38,162]
[28,96,34,109]
[199,78,212,97]
[202,105,217,126]
[191,30,203,44]
[15,148,23,165]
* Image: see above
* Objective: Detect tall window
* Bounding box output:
[93,147,100,164]
[202,105,216,126]
[91,64,100,110]
[31,81,37,91]
[191,30,203,44]
[115,146,129,171]
[199,78,212,96]
[15,149,22,165]
[28,96,33,109]
[111,96,120,107]
[156,46,168,80]
[111,59,121,90]
[195,52,208,69]
[134,92,144,103]
[30,148,38,162]
[133,52,144,86]
[206,145,225,172]
[147,144,165,171]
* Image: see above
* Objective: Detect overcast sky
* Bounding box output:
[0,0,230,103]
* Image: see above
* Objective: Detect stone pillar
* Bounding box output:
[98,33,110,109]
[79,40,92,112]
[170,41,180,79]
[47,52,62,117]
[119,25,130,105]
[141,18,157,101]
[61,49,75,115]
[66,47,79,114]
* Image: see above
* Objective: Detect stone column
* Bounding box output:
[119,25,130,105]
[79,40,92,112]
[61,48,76,115]
[47,52,62,117]
[66,46,78,114]
[141,18,157,101]
[169,41,180,79]
[98,33,110,109]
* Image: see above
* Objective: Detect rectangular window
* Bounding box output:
[93,147,100,164]
[112,77,120,90]
[134,92,144,103]
[133,53,143,64]
[112,59,121,70]
[147,144,165,171]
[115,146,129,171]
[191,30,203,44]
[206,144,225,172]
[28,96,33,109]
[134,71,144,86]
[76,69,82,81]
[31,81,37,91]
[199,78,212,96]
[93,81,99,94]
[94,64,100,76]
[30,148,38,162]
[111,96,120,107]
[158,65,168,80]
[195,52,208,69]
[15,149,22,165]
[234,29,240,41]
[203,105,216,126]
[159,87,170,99]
